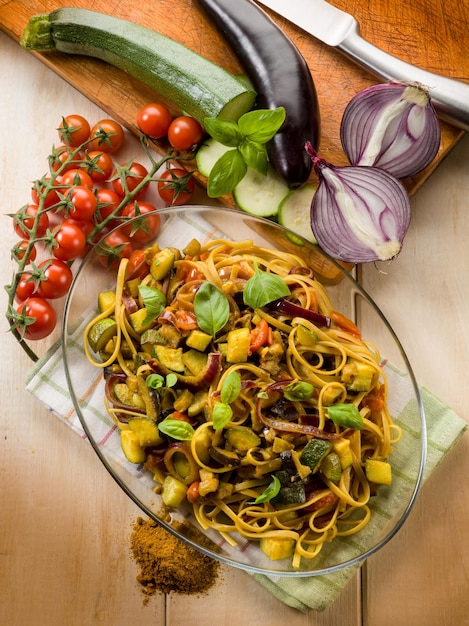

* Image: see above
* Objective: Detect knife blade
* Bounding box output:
[257,0,469,132]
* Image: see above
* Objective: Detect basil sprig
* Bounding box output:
[194,281,230,336]
[204,107,286,197]
[243,265,290,309]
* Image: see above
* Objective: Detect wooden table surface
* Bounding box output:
[1,29,469,626]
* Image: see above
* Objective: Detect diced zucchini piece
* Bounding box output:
[186,329,212,351]
[173,389,195,413]
[342,361,376,392]
[225,426,261,452]
[87,317,117,353]
[365,459,392,485]
[154,345,185,372]
[129,307,154,334]
[161,475,187,507]
[226,327,251,363]
[320,452,342,483]
[272,436,295,453]
[120,429,146,464]
[150,247,175,281]
[274,482,306,505]
[98,290,116,313]
[260,537,295,561]
[128,417,164,448]
[113,383,146,410]
[332,438,353,470]
[182,349,208,375]
[300,438,333,473]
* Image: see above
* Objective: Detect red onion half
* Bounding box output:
[340,82,441,179]
[306,143,411,263]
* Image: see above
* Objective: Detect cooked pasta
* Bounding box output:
[85,238,401,567]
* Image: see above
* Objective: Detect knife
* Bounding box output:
[257,0,469,132]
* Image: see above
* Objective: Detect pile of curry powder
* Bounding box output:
[130,517,220,601]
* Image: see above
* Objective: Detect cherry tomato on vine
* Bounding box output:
[82,150,114,183]
[14,240,37,264]
[167,116,204,151]
[31,177,61,209]
[15,273,36,303]
[136,103,172,139]
[37,259,73,300]
[96,188,121,224]
[97,230,134,269]
[112,162,149,199]
[89,119,125,153]
[119,201,161,244]
[52,220,87,261]
[51,145,82,174]
[13,204,50,240]
[17,297,57,340]
[67,185,98,221]
[157,168,195,206]
[61,168,94,189]
[58,114,91,148]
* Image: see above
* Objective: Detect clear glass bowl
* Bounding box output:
[62,205,426,577]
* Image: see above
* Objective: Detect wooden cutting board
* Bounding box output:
[0,0,467,280]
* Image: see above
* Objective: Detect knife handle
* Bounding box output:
[340,22,469,132]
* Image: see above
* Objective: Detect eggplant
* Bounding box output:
[197,0,320,188]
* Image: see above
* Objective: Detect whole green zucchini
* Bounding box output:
[20,8,256,125]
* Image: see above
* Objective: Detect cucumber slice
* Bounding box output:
[233,165,289,218]
[195,138,230,178]
[278,185,317,243]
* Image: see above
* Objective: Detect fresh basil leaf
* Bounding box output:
[166,373,178,388]
[138,284,166,325]
[212,402,233,430]
[253,475,281,504]
[328,404,364,430]
[243,267,290,309]
[207,149,247,198]
[238,107,286,143]
[283,381,314,402]
[158,418,195,441]
[146,374,164,389]
[239,139,268,175]
[204,117,243,147]
[194,281,230,336]
[220,371,242,405]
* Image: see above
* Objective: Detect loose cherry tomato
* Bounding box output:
[157,168,195,206]
[58,114,91,148]
[82,150,114,183]
[125,249,149,280]
[52,220,87,261]
[96,188,122,225]
[167,115,204,151]
[67,185,98,221]
[111,162,149,199]
[88,119,125,153]
[37,259,73,300]
[119,201,160,244]
[136,103,172,139]
[13,240,37,264]
[17,297,57,340]
[13,204,50,240]
[15,273,37,303]
[61,168,94,189]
